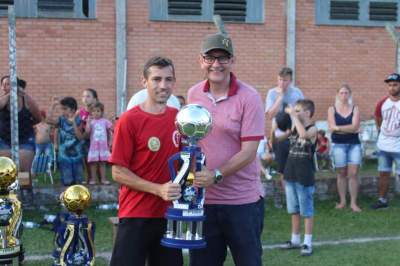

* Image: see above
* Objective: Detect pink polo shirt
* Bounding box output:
[187,74,265,205]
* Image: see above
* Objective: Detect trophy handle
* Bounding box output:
[8,194,22,245]
[167,153,181,181]
[168,152,192,186]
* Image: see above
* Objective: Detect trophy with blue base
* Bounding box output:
[161,104,212,249]
[52,185,95,266]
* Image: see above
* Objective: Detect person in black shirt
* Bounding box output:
[0,75,42,171]
[280,99,317,256]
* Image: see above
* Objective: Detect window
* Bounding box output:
[316,0,399,26]
[0,0,96,19]
[150,0,263,23]
[0,0,13,16]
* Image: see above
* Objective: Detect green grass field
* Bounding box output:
[19,195,400,266]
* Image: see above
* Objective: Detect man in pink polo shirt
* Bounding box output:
[188,32,265,266]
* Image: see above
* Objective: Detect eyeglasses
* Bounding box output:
[202,55,231,64]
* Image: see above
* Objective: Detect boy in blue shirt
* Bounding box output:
[47,97,84,185]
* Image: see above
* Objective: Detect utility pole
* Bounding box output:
[286,0,296,83]
[213,15,227,35]
[385,23,400,73]
[115,0,127,116]
[8,5,19,169]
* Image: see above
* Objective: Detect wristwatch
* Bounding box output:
[214,169,224,184]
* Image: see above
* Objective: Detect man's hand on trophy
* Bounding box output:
[193,168,214,188]
[158,181,182,201]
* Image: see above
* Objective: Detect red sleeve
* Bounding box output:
[108,112,135,169]
[375,96,388,119]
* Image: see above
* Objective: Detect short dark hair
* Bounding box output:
[143,56,175,79]
[278,67,293,79]
[89,101,104,113]
[60,97,78,111]
[317,129,326,137]
[296,99,315,118]
[276,112,292,131]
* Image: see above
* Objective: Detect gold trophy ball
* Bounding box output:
[0,157,17,190]
[62,185,91,214]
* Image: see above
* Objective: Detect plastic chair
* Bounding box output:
[31,143,54,184]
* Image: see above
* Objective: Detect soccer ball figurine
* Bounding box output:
[62,185,91,216]
[0,157,17,190]
[175,104,212,142]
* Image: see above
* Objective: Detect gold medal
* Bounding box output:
[148,137,161,152]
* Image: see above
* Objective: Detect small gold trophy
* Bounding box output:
[53,185,95,266]
[0,157,23,265]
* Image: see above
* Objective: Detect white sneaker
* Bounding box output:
[300,244,313,256]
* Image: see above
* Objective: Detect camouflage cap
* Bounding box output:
[201,33,234,56]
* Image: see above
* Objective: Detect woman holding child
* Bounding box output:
[0,75,42,172]
[328,84,362,212]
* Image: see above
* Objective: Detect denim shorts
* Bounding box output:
[285,181,315,217]
[0,136,35,151]
[378,150,400,174]
[331,143,362,168]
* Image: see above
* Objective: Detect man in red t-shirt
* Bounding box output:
[109,56,183,266]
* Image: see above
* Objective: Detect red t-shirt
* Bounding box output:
[317,137,328,153]
[109,105,180,218]
[374,96,389,120]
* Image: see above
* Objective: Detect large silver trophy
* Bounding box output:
[161,104,212,249]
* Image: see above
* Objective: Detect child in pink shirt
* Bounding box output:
[85,102,112,185]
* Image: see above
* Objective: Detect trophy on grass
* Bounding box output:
[0,157,23,265]
[52,185,95,266]
[161,104,212,249]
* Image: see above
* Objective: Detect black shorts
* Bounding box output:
[273,139,290,174]
[110,218,183,266]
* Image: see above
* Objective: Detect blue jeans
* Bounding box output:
[331,143,362,168]
[189,198,264,266]
[59,160,83,186]
[285,181,315,217]
[378,150,400,174]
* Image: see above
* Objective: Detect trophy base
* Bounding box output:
[161,238,206,249]
[162,207,206,249]
[0,245,23,265]
[165,207,205,221]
